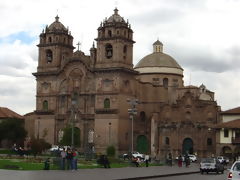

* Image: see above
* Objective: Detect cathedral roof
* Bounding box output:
[134,41,183,75]
[48,16,68,33]
[106,8,126,23]
[0,107,23,119]
[153,40,163,45]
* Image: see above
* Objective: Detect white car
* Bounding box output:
[175,154,197,162]
[228,160,240,180]
[189,154,197,162]
[217,156,229,164]
[123,151,144,160]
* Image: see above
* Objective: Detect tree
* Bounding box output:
[0,118,27,147]
[59,125,80,147]
[30,137,51,156]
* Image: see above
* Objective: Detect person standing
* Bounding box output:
[72,149,79,170]
[66,148,73,170]
[145,154,150,167]
[178,155,182,167]
[60,148,66,170]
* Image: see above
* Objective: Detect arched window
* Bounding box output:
[43,100,48,111]
[163,78,168,88]
[48,37,52,43]
[105,44,113,59]
[165,137,170,145]
[123,45,127,53]
[207,138,212,146]
[108,30,112,37]
[140,111,146,122]
[104,98,110,108]
[46,49,53,63]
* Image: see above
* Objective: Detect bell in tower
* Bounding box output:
[95,8,135,70]
[37,16,74,72]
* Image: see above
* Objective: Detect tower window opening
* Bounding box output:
[105,44,113,59]
[43,100,48,111]
[48,37,52,43]
[163,78,168,88]
[46,49,53,63]
[104,98,110,108]
[165,137,170,145]
[108,30,112,37]
[123,45,127,53]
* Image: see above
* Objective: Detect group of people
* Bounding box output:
[177,154,191,167]
[60,148,79,170]
[131,154,150,167]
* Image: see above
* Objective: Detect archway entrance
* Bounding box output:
[136,135,148,153]
[182,138,193,155]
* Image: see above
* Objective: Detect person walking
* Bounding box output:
[60,148,66,170]
[168,153,172,166]
[185,154,190,168]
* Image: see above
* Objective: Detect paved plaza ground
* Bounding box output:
[0,163,200,180]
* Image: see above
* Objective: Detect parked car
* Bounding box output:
[188,154,197,162]
[228,160,240,180]
[200,158,224,174]
[123,151,144,160]
[175,154,197,162]
[217,156,229,165]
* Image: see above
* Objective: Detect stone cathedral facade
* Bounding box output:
[25,9,221,159]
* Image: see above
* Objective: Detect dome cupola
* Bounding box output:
[134,40,183,76]
[47,15,68,33]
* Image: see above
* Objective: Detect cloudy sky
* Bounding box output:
[0,0,240,115]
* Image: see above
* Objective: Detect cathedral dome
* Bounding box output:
[134,40,183,76]
[48,16,68,33]
[106,8,126,23]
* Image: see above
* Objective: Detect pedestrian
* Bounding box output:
[44,158,50,170]
[144,154,150,167]
[66,148,73,170]
[168,153,172,166]
[178,155,182,167]
[103,155,110,168]
[60,148,66,170]
[132,156,140,167]
[185,154,190,168]
[72,149,79,170]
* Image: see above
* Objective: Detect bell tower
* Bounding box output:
[37,16,74,72]
[95,8,135,69]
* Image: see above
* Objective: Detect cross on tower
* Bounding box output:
[76,42,81,51]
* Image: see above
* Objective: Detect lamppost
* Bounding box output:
[127,98,138,153]
[71,97,77,148]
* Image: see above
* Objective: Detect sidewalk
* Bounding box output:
[0,164,200,180]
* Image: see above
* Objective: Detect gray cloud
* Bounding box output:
[130,8,185,26]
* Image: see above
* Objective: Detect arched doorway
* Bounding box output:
[136,135,148,153]
[182,138,194,155]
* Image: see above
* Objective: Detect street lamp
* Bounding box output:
[71,97,77,148]
[127,98,139,153]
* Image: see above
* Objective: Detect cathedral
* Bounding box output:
[25,8,221,159]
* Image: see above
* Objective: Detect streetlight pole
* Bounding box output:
[127,98,138,153]
[71,97,77,149]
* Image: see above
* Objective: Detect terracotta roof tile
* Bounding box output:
[215,119,240,129]
[221,107,240,114]
[0,107,23,119]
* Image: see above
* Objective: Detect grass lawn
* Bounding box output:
[0,158,163,170]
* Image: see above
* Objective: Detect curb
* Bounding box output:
[115,171,200,180]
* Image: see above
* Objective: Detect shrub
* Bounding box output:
[106,145,115,157]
